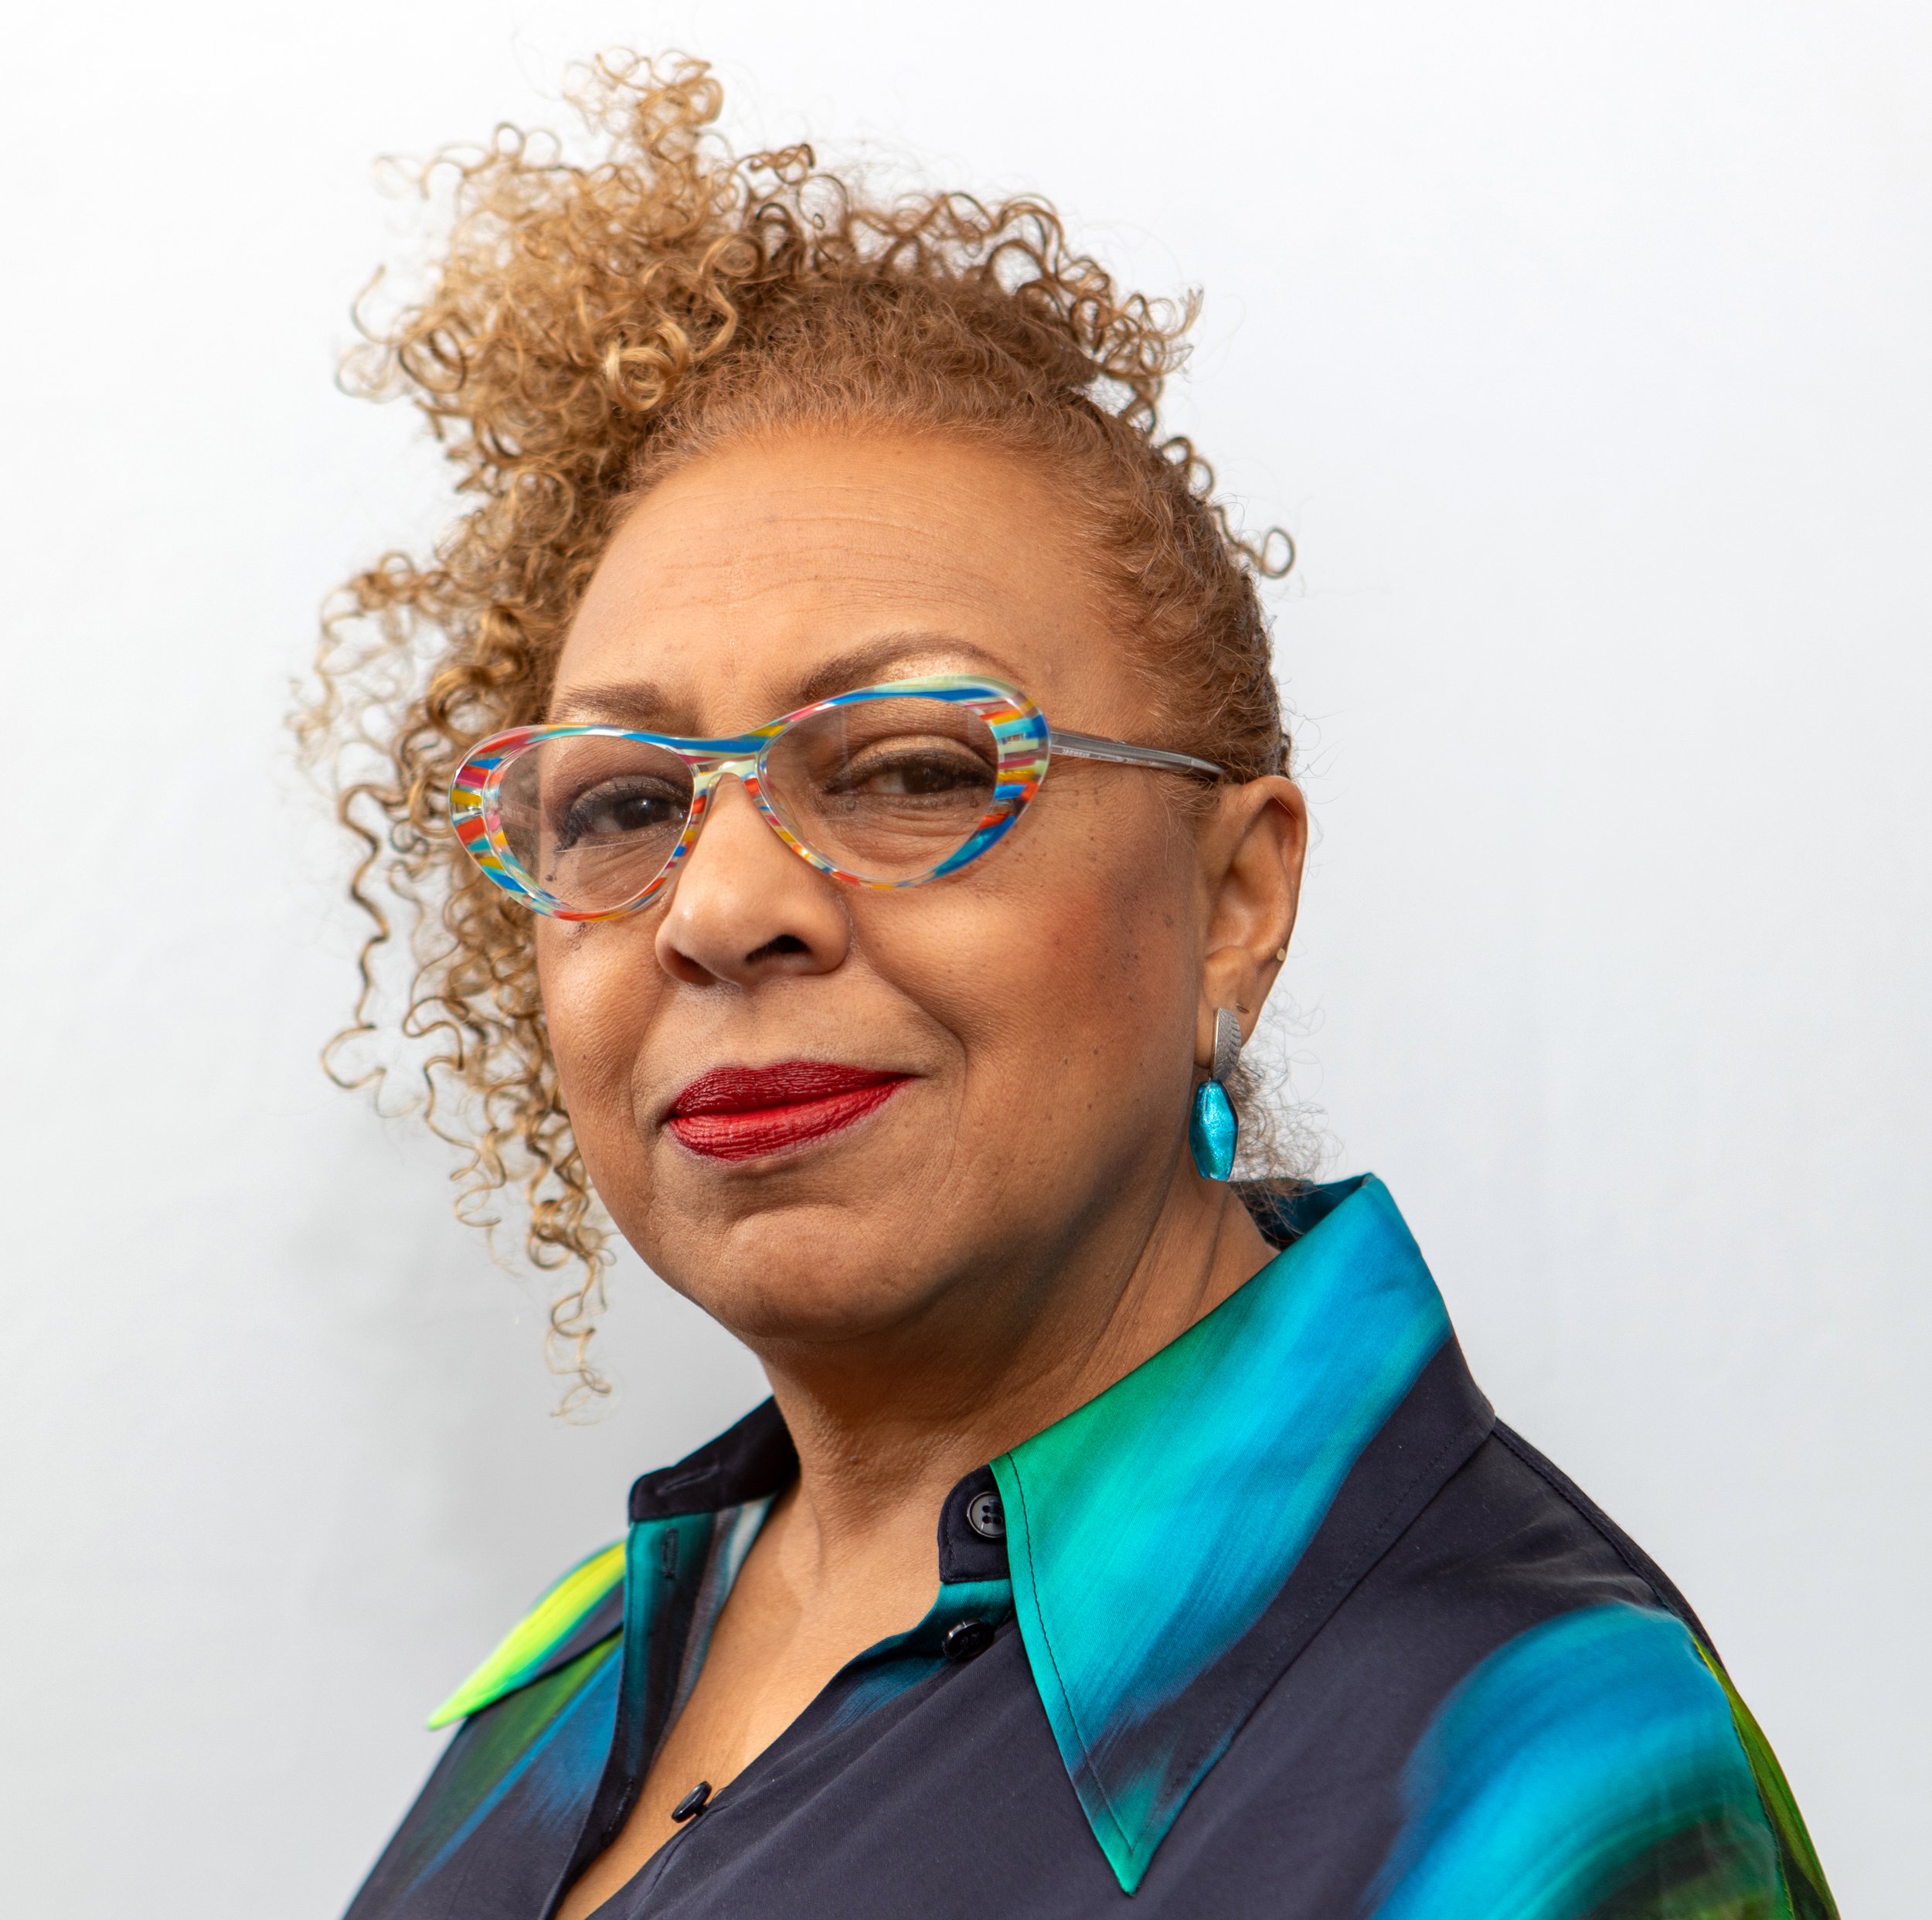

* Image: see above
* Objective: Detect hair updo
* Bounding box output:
[305,52,1299,1399]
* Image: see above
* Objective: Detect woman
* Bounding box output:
[320,56,1836,1920]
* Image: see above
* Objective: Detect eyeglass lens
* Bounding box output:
[495,696,1005,911]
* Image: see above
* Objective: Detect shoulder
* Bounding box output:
[427,1537,627,1728]
[1362,1421,1718,1643]
[1349,1429,1838,1920]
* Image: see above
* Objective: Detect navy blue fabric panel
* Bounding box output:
[594,1622,1111,1919]
[628,1401,794,1523]
[1491,1421,1721,1656]
[583,1432,1674,1918]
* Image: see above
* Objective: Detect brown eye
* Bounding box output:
[829,745,995,801]
[560,778,687,846]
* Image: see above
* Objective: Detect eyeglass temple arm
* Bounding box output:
[1048,729,1226,779]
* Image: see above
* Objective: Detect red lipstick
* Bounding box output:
[666,1061,910,1161]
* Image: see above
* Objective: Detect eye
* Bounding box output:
[830,741,995,800]
[557,777,686,845]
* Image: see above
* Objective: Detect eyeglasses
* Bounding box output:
[449,674,1226,921]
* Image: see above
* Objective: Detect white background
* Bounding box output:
[2,2,1926,1914]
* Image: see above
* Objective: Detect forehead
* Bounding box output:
[551,431,1134,733]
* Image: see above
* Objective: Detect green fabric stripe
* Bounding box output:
[427,1540,626,1728]
[1693,1644,1839,1920]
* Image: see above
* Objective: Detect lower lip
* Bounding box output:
[667,1074,910,1162]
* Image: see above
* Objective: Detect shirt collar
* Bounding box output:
[989,1173,1490,1890]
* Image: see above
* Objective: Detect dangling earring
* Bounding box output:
[1189,1007,1242,1181]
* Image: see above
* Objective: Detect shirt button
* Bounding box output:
[965,1491,1005,1540]
[944,1619,996,1663]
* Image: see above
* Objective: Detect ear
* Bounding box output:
[1195,776,1308,1070]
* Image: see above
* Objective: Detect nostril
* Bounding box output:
[747,933,810,963]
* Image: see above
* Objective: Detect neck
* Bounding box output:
[749,1161,1277,1590]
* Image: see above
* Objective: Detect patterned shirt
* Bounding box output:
[343,1175,1837,1919]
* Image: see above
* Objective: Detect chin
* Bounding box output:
[655,1200,947,1346]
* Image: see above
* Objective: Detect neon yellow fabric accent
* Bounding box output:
[426,1540,626,1730]
[1694,1642,1839,1918]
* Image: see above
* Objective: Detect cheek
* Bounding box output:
[864,795,1201,1136]
[535,922,662,1116]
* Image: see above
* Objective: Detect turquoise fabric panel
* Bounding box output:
[993,1175,1451,1890]
[1369,1602,1780,1920]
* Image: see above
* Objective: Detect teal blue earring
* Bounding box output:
[1189,1007,1243,1181]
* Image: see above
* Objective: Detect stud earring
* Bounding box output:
[1189,1007,1243,1182]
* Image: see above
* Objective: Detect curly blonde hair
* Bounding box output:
[304,52,1298,1402]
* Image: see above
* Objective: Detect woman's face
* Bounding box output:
[537,429,1301,1357]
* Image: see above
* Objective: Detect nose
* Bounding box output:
[654,774,852,987]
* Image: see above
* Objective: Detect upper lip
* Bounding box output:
[668,1060,910,1116]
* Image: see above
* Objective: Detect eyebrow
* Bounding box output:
[546,631,1022,730]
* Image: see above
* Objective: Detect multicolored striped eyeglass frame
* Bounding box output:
[449,674,1226,922]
